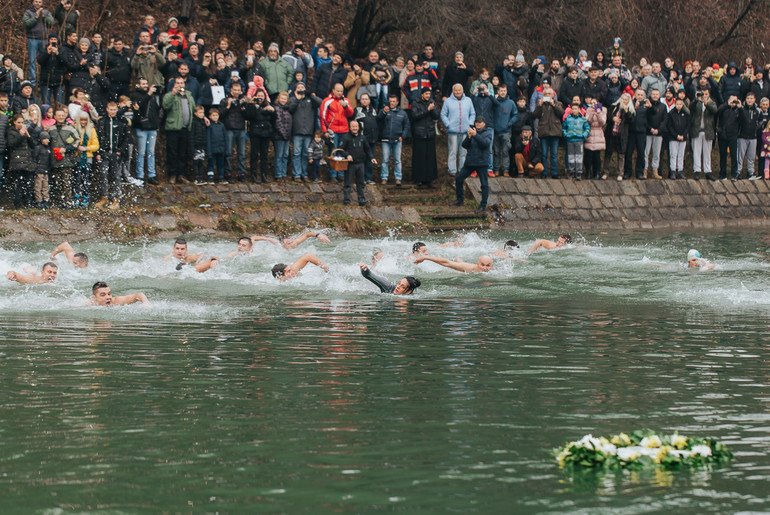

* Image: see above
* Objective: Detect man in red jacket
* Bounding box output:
[320,83,354,180]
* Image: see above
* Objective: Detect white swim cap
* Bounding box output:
[687,249,701,261]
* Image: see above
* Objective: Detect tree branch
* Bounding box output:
[711,0,762,47]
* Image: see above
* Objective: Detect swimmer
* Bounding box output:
[414,254,494,273]
[6,262,58,284]
[493,240,530,262]
[371,250,386,266]
[686,249,715,271]
[407,241,428,262]
[87,281,150,306]
[163,238,219,272]
[224,236,259,258]
[528,233,572,253]
[277,231,331,249]
[439,236,466,247]
[358,263,421,295]
[271,253,329,281]
[49,241,89,268]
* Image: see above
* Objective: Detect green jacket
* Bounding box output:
[162,90,196,131]
[131,51,165,88]
[259,56,292,95]
[48,122,79,169]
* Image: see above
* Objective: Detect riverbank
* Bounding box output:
[1,176,769,242]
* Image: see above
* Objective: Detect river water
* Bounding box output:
[1,230,769,512]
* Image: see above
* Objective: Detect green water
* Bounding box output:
[1,230,769,512]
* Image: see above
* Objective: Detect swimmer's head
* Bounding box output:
[237,237,253,253]
[477,255,493,272]
[556,233,572,247]
[412,242,427,255]
[372,250,385,265]
[504,240,519,249]
[272,263,294,280]
[687,249,701,267]
[394,275,421,295]
[173,238,188,259]
[41,262,58,281]
[73,252,88,268]
[91,281,112,306]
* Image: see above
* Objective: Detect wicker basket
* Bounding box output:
[328,148,349,172]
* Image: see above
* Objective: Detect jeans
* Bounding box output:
[493,132,512,173]
[166,129,189,180]
[486,129,494,171]
[718,136,738,178]
[274,139,290,178]
[540,136,560,177]
[40,84,63,106]
[27,38,44,86]
[225,129,247,177]
[134,129,157,179]
[210,153,226,179]
[381,140,402,180]
[291,135,311,177]
[691,133,713,174]
[456,162,489,207]
[446,133,467,174]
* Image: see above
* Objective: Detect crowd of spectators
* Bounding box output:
[1,2,769,210]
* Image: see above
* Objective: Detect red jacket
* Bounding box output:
[320,94,354,134]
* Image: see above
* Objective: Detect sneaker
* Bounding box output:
[313,179,322,183]
[601,173,608,180]
[195,179,206,185]
[705,173,716,181]
[107,199,120,210]
[694,173,701,181]
[207,173,215,184]
[128,177,144,187]
[475,206,487,213]
[396,180,401,187]
[749,175,761,180]
[471,171,478,178]
[93,196,109,208]
[365,180,375,185]
[146,177,159,186]
[169,176,176,184]
[358,201,368,207]
[381,179,387,185]
[487,170,495,177]
[449,200,464,207]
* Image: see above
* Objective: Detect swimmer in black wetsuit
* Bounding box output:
[358,263,421,295]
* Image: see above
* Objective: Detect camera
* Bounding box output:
[696,91,703,97]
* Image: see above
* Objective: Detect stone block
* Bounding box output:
[588,196,604,210]
[547,180,564,195]
[618,196,635,208]
[575,196,592,209]
[754,180,769,193]
[619,181,640,195]
[561,180,580,195]
[142,214,177,230]
[726,194,740,206]
[733,180,754,193]
[746,193,761,205]
[546,195,562,208]
[708,180,726,193]
[489,178,503,193]
[634,196,648,207]
[722,180,738,193]
[577,209,592,220]
[735,193,749,205]
[560,196,578,209]
[642,180,665,195]
[600,196,615,209]
[592,180,612,195]
[528,179,546,195]
[646,195,661,207]
[682,180,704,194]
[401,207,421,223]
[369,206,404,221]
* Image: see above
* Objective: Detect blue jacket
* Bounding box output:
[461,126,493,167]
[440,94,475,134]
[377,106,410,142]
[206,121,227,155]
[491,95,518,133]
[562,113,590,142]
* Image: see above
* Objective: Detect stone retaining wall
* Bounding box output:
[468,177,770,231]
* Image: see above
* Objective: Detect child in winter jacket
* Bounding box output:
[308,131,324,182]
[191,105,208,184]
[206,108,228,183]
[663,98,691,179]
[34,131,53,208]
[562,102,591,179]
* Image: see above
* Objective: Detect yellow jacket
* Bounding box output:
[77,126,100,158]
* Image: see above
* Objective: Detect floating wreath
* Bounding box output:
[555,429,733,470]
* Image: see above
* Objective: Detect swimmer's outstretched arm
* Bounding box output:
[358,263,395,293]
[50,242,76,263]
[414,255,472,273]
[282,231,330,249]
[439,236,464,248]
[194,257,220,273]
[6,271,42,284]
[114,292,151,306]
[250,235,280,246]
[293,253,329,273]
[528,239,556,253]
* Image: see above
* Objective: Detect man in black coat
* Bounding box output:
[442,52,474,99]
[104,37,132,99]
[716,95,742,180]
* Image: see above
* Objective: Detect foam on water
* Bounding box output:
[2,231,770,313]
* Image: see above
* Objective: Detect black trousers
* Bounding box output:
[718,136,738,179]
[249,135,271,181]
[344,162,366,204]
[166,129,189,179]
[11,172,33,208]
[624,132,646,178]
[584,149,602,178]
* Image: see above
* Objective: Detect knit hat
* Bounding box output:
[687,249,700,261]
[579,50,588,58]
[541,77,551,85]
[168,17,178,25]
[420,86,432,94]
[455,51,464,58]
[79,37,90,47]
[39,131,50,141]
[521,125,532,132]
[613,37,621,45]
[515,49,525,63]
[20,80,32,89]
[475,114,486,123]
[537,55,546,64]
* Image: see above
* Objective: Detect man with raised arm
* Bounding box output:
[49,241,88,268]
[414,254,494,273]
[528,233,572,252]
[88,281,150,306]
[271,253,329,281]
[7,262,58,284]
[162,238,219,273]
